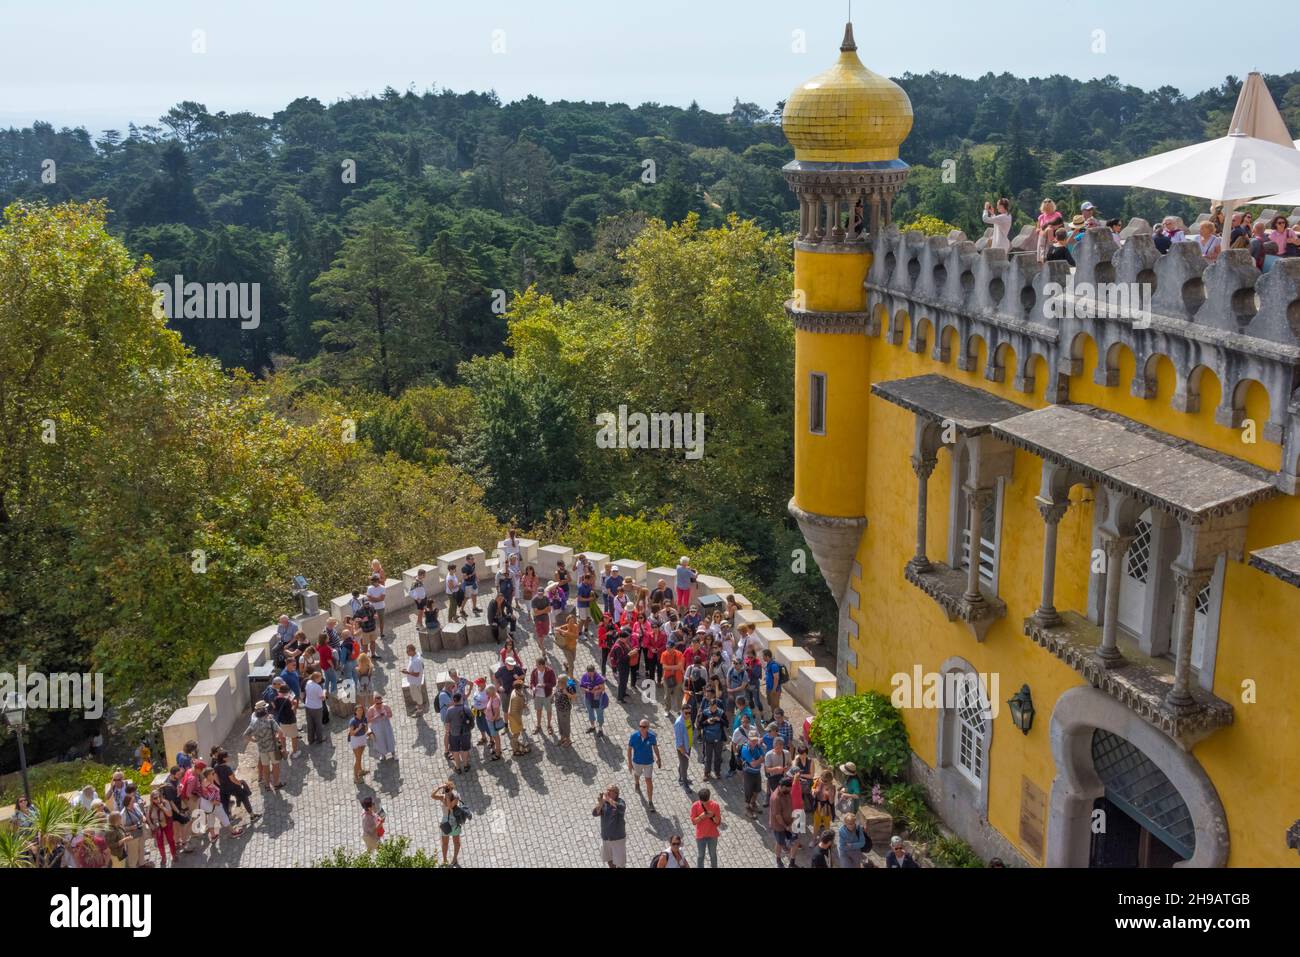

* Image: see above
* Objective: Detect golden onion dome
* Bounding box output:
[782,23,913,163]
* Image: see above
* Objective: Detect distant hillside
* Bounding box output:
[2,71,1297,371]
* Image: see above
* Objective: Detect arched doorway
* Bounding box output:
[1088,730,1193,867]
[1046,687,1228,867]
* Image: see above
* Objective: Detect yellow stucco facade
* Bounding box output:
[784,28,1300,869]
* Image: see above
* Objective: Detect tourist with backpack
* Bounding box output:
[433,780,468,867]
[763,648,786,712]
[444,691,474,774]
[651,836,690,868]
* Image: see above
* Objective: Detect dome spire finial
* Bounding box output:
[840,21,857,52]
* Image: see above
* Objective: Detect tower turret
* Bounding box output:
[783,24,912,678]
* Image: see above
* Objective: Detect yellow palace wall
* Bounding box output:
[796,245,1300,866]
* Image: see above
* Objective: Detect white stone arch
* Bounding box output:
[1046,686,1229,868]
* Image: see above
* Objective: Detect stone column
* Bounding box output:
[1165,565,1213,713]
[811,193,826,242]
[1095,531,1133,668]
[963,486,994,603]
[1034,498,1069,626]
[798,194,809,241]
[830,196,846,243]
[907,453,938,573]
[869,191,882,238]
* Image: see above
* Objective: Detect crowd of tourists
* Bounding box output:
[976,197,1300,271]
[8,537,909,869]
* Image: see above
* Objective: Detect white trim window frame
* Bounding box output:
[949,466,1004,595]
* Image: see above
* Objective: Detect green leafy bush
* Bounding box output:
[897,214,959,237]
[931,835,985,868]
[808,691,910,782]
[0,761,152,806]
[884,782,940,843]
[315,835,445,868]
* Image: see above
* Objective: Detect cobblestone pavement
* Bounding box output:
[173,601,812,869]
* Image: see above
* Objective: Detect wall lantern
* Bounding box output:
[1008,684,1035,735]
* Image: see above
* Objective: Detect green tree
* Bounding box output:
[311,222,446,396]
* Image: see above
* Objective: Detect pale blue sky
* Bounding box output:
[2,0,1296,131]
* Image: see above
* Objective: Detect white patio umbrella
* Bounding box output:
[1060,132,1300,245]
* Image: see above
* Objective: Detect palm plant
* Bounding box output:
[21,792,106,868]
[0,828,34,869]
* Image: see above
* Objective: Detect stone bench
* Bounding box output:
[537,544,574,576]
[734,608,772,630]
[752,626,794,654]
[647,567,677,589]
[695,574,733,596]
[188,676,235,743]
[790,666,837,711]
[613,560,646,588]
[497,537,539,567]
[209,651,250,713]
[403,563,443,596]
[773,643,816,680]
[163,703,214,768]
[730,593,754,610]
[418,623,443,653]
[245,624,277,665]
[441,622,468,651]
[816,684,838,703]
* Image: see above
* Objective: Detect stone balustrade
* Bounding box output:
[151,543,830,772]
[864,225,1300,493]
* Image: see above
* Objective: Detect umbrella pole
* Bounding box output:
[1220,198,1237,252]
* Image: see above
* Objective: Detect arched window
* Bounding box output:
[954,673,989,786]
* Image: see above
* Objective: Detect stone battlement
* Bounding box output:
[848,225,1300,492]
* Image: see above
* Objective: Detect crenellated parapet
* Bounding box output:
[864,225,1300,491]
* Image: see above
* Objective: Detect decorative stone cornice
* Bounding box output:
[903,560,1006,642]
[785,300,876,335]
[1023,611,1234,749]
[1248,540,1300,589]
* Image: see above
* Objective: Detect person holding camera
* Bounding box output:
[982,197,1013,251]
[432,780,467,867]
[593,785,627,868]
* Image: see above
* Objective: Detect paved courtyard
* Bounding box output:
[176,602,812,868]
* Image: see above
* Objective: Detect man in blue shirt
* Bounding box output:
[604,568,624,615]
[576,574,595,639]
[627,719,662,813]
[673,711,690,786]
[740,732,766,816]
[278,658,301,699]
[762,648,784,712]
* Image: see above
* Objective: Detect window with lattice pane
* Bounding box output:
[955,676,987,785]
[1125,519,1153,583]
[1194,583,1211,617]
